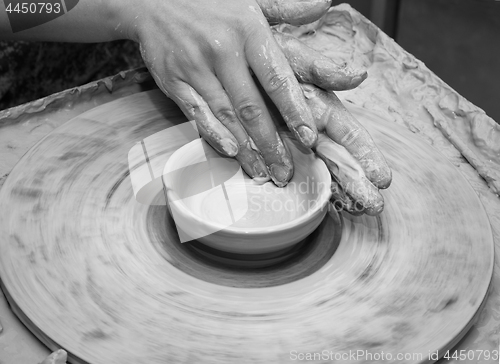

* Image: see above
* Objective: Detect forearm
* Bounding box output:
[0,0,133,42]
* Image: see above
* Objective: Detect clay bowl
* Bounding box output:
[162,133,332,255]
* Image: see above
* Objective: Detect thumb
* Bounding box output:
[257,0,332,26]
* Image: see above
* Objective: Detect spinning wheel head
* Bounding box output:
[162,133,331,256]
[0,90,493,364]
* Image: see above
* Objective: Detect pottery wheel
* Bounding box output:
[0,89,494,363]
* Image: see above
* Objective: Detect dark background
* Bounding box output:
[1,0,499,123]
[346,0,500,123]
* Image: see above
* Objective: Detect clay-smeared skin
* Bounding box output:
[235,140,270,182]
[315,135,384,215]
[134,0,380,192]
[0,0,390,211]
[180,86,239,157]
[302,84,392,188]
[263,78,391,214]
[259,0,331,26]
[297,83,391,215]
[272,30,367,91]
[129,0,330,187]
[39,350,67,364]
[269,29,390,214]
[137,0,378,191]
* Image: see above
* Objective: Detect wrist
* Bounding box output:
[107,0,141,42]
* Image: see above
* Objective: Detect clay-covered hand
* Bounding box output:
[304,85,391,216]
[39,349,67,364]
[271,30,392,215]
[260,1,367,92]
[259,1,367,91]
[123,0,389,214]
[258,4,390,215]
[123,0,331,187]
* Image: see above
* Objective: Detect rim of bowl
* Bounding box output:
[165,144,332,236]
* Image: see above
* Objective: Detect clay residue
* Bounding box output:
[279,4,499,193]
[315,134,383,215]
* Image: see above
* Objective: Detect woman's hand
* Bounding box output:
[122,0,328,186]
[0,0,391,215]
[270,30,392,215]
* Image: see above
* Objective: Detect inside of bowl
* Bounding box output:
[163,136,331,232]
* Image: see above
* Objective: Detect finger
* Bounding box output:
[144,58,239,158]
[235,137,270,183]
[273,30,367,91]
[301,83,392,189]
[166,81,239,158]
[257,0,331,26]
[246,26,318,149]
[39,349,68,364]
[190,73,270,181]
[330,183,366,216]
[315,134,384,216]
[214,55,294,187]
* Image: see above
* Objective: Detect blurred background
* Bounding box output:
[1,0,499,123]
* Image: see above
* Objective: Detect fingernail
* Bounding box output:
[354,200,365,213]
[253,160,269,178]
[297,125,317,147]
[270,164,292,186]
[220,139,238,157]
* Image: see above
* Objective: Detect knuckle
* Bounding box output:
[265,66,292,95]
[341,128,367,146]
[214,108,237,125]
[237,103,263,124]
